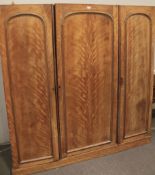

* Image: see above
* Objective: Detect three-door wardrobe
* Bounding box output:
[0,4,154,175]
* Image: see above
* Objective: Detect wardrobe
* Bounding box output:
[0,4,154,175]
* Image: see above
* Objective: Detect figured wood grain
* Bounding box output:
[55,4,118,156]
[7,14,54,162]
[0,5,59,166]
[0,4,155,175]
[64,13,113,151]
[119,6,155,143]
[125,15,151,137]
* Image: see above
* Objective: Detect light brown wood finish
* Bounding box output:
[0,4,155,175]
[0,5,59,167]
[55,4,118,157]
[119,6,155,143]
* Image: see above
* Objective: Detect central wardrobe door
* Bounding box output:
[55,4,118,157]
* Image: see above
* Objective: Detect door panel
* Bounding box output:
[0,5,59,167]
[119,6,155,143]
[55,4,118,157]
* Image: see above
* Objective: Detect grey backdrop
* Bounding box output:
[0,58,9,144]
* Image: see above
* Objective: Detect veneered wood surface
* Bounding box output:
[0,4,155,175]
[119,6,155,143]
[55,4,118,156]
[0,5,59,166]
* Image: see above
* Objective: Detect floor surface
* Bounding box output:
[1,118,155,175]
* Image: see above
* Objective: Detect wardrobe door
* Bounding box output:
[55,4,118,157]
[119,6,155,143]
[0,5,59,168]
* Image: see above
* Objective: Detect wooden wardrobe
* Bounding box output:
[0,4,154,175]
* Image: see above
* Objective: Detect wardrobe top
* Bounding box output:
[1,0,155,6]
